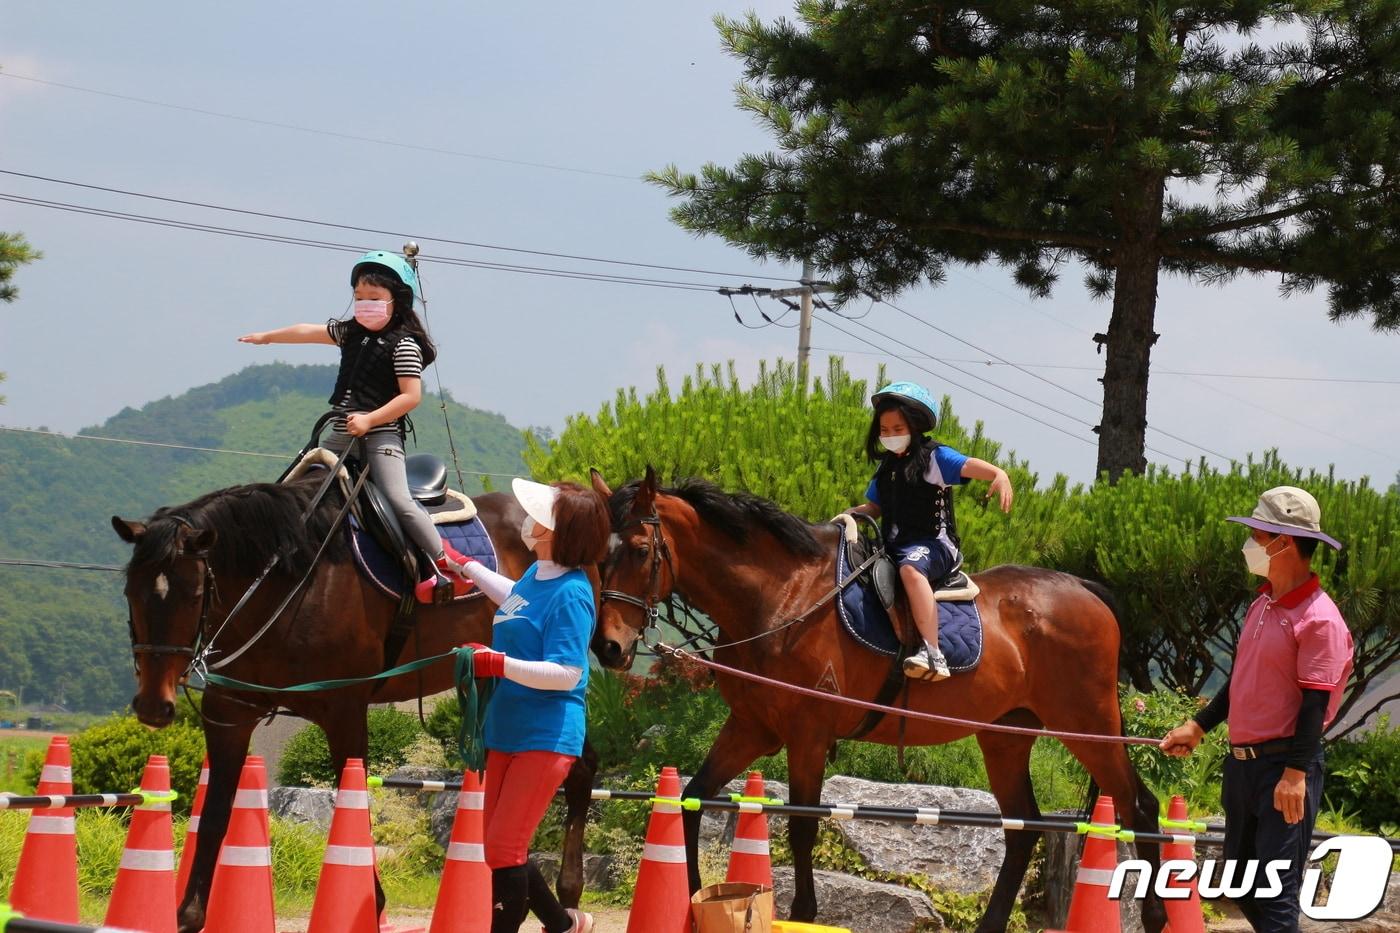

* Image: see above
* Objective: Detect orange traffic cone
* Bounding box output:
[429,769,489,933]
[8,735,79,923]
[1160,795,1206,933]
[203,755,275,933]
[308,758,378,933]
[725,771,773,888]
[105,755,178,933]
[626,766,690,933]
[1065,795,1121,933]
[175,755,209,901]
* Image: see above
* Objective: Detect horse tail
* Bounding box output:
[1076,577,1124,819]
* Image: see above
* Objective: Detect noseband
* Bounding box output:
[600,511,675,642]
[127,514,216,669]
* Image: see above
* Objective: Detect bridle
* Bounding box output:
[126,515,217,671]
[599,509,676,647]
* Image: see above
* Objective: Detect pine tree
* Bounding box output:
[651,0,1400,481]
[0,230,41,405]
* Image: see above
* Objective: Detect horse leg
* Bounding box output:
[680,713,781,895]
[784,736,830,923]
[974,732,1041,933]
[322,704,379,916]
[1061,740,1166,933]
[557,739,599,908]
[178,696,258,933]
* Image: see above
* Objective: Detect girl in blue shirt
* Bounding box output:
[460,478,609,933]
[840,382,1013,681]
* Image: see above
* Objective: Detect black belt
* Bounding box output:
[1230,738,1293,760]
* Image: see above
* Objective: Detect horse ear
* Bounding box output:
[185,527,218,554]
[633,464,659,513]
[112,517,146,543]
[590,468,613,499]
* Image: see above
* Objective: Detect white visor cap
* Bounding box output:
[512,477,560,531]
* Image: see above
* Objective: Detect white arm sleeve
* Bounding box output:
[502,657,583,691]
[461,561,516,606]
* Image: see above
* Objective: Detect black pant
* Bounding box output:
[1221,750,1324,932]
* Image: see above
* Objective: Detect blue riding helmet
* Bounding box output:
[350,250,422,301]
[871,381,939,429]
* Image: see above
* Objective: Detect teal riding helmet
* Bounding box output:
[350,250,421,301]
[871,381,939,428]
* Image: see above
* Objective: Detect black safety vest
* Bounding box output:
[327,322,414,416]
[874,441,958,547]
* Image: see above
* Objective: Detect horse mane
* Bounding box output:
[610,477,826,558]
[129,476,348,579]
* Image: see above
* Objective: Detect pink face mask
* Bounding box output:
[353,299,390,329]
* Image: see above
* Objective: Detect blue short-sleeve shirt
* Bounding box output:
[482,564,593,756]
[864,443,970,506]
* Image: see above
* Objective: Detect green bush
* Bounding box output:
[1325,715,1400,834]
[19,711,206,815]
[277,708,425,785]
[1121,688,1229,814]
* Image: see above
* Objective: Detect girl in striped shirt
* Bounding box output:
[238,250,471,596]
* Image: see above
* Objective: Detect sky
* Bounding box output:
[2,1,1398,488]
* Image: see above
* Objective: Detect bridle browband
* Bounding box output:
[127,514,216,668]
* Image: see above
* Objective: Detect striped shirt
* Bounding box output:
[326,320,424,434]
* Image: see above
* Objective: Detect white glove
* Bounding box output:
[829,512,859,545]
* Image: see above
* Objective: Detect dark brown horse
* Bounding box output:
[590,467,1166,933]
[112,475,597,933]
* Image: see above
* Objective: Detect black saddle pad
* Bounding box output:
[349,515,497,603]
[835,537,983,672]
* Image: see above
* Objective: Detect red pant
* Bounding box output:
[482,749,576,869]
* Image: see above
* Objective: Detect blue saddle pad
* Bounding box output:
[835,537,983,672]
[349,514,498,603]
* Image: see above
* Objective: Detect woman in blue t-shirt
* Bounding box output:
[459,478,610,933]
[838,382,1014,682]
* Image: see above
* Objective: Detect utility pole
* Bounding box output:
[764,260,835,393]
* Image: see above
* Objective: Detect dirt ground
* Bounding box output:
[276,907,632,932]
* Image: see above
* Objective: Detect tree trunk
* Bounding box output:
[1097,245,1162,482]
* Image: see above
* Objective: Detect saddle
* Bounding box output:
[841,517,981,646]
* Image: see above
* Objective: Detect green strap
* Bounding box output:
[652,795,702,812]
[1160,817,1207,832]
[367,776,384,788]
[201,647,461,693]
[129,788,179,807]
[0,903,21,929]
[729,793,785,806]
[454,648,494,773]
[1076,821,1122,839]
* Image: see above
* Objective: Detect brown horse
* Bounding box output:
[112,475,597,933]
[590,467,1166,933]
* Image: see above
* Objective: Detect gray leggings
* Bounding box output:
[323,431,445,561]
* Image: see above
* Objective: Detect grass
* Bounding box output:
[0,736,46,794]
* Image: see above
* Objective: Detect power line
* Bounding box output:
[0,169,801,284]
[0,425,526,478]
[807,346,1400,385]
[0,193,740,293]
[0,72,639,181]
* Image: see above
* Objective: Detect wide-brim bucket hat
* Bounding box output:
[512,478,559,531]
[1226,485,1342,550]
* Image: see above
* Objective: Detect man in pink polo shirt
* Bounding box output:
[1161,486,1353,932]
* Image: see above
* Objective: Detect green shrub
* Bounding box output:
[1121,688,1229,814]
[1325,715,1400,833]
[277,708,426,785]
[19,713,206,815]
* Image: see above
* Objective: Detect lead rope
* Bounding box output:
[402,242,468,492]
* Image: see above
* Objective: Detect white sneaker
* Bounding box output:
[543,908,593,933]
[903,645,951,682]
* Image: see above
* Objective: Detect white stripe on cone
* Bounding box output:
[218,845,272,867]
[323,844,376,867]
[730,837,769,856]
[642,843,687,864]
[189,816,201,831]
[120,848,177,871]
[26,814,76,834]
[446,841,485,863]
[456,791,484,811]
[1076,867,1117,887]
[335,789,370,810]
[233,788,269,808]
[41,764,73,783]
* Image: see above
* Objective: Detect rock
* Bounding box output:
[771,867,942,933]
[532,851,620,891]
[382,768,465,850]
[820,776,1004,894]
[268,786,336,831]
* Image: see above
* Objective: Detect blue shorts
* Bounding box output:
[890,539,955,581]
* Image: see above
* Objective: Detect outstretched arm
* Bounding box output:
[238,324,335,345]
[961,457,1013,513]
[460,560,517,606]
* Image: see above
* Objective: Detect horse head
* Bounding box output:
[590,466,678,670]
[111,514,217,728]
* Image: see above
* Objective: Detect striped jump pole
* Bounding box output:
[0,903,143,932]
[0,792,157,811]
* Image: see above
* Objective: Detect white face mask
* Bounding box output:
[880,434,911,454]
[1242,538,1275,576]
[521,515,542,551]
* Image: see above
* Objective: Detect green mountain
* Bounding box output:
[0,363,530,711]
